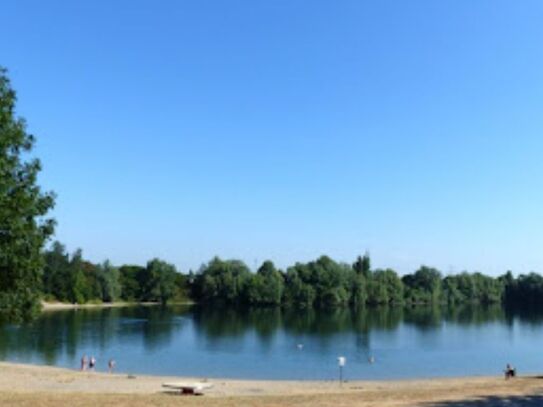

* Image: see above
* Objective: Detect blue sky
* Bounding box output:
[2,1,543,275]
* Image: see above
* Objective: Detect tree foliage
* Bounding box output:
[246,260,284,305]
[192,257,252,304]
[97,260,121,302]
[0,68,55,322]
[139,258,178,304]
[42,245,183,305]
[402,266,442,304]
[38,244,543,310]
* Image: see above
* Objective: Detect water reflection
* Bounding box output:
[0,306,190,364]
[0,303,542,378]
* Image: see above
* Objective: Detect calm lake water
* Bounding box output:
[1,304,543,380]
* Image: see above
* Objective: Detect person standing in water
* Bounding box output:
[108,359,116,373]
[80,355,88,371]
[89,356,96,371]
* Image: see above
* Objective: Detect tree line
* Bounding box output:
[41,242,189,305]
[41,244,543,310]
[190,254,543,308]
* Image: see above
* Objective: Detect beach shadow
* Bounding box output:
[162,389,205,397]
[425,392,543,407]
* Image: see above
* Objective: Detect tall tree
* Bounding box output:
[119,265,145,301]
[402,266,442,304]
[352,253,371,306]
[97,260,121,302]
[246,260,284,305]
[69,249,88,304]
[353,252,371,279]
[192,257,251,304]
[42,241,70,301]
[139,259,178,304]
[0,68,55,321]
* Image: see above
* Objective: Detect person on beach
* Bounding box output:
[504,363,516,379]
[89,356,96,371]
[108,358,116,373]
[80,355,88,371]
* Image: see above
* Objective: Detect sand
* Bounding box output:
[41,301,162,310]
[1,362,543,406]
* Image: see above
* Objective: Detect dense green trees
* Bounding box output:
[246,261,284,305]
[442,272,503,304]
[284,256,352,307]
[42,243,111,303]
[42,241,71,302]
[192,255,403,307]
[367,269,404,305]
[119,265,145,301]
[34,243,543,310]
[402,266,442,304]
[191,257,252,304]
[353,253,371,279]
[351,253,370,306]
[188,255,543,309]
[97,261,121,302]
[0,68,56,322]
[504,272,543,305]
[139,259,178,304]
[41,243,186,305]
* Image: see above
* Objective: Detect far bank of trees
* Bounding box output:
[41,242,189,305]
[40,245,543,309]
[189,254,543,308]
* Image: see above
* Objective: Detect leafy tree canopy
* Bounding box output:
[0,68,55,322]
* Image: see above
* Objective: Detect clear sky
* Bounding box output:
[2,1,543,275]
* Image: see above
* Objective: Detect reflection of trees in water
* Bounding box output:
[190,304,543,352]
[192,306,253,338]
[249,307,282,343]
[113,305,190,350]
[0,305,192,364]
[191,306,405,352]
[360,306,403,332]
[504,303,543,326]
[281,306,401,336]
[401,303,510,331]
[193,306,370,339]
[349,306,403,353]
[2,304,543,365]
[0,310,90,364]
[140,306,186,350]
[443,303,505,326]
[403,305,442,330]
[0,311,81,364]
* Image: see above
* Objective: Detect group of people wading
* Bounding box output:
[80,354,115,373]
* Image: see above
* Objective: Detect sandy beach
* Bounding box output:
[1,362,543,406]
[41,301,155,311]
[40,301,193,311]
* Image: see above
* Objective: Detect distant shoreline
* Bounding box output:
[0,361,542,406]
[41,301,194,311]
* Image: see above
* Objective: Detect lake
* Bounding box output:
[1,304,542,380]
